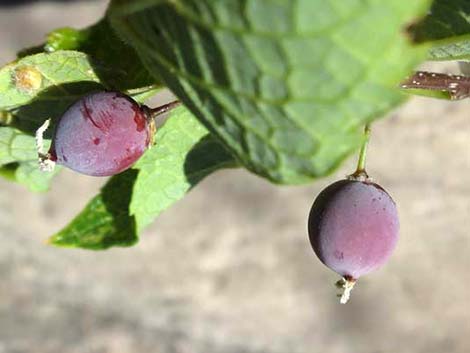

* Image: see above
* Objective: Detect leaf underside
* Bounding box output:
[109,0,430,184]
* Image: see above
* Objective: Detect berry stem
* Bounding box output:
[143,100,181,146]
[349,124,371,181]
[356,124,370,173]
[148,100,181,119]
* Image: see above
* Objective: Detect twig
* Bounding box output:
[400,71,470,100]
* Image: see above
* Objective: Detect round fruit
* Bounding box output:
[308,179,399,302]
[48,91,152,176]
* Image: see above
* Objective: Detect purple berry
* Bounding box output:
[49,91,152,176]
[308,179,399,302]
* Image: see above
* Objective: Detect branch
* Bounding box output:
[400,71,470,100]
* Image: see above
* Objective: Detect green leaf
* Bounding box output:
[0,51,99,111]
[0,51,102,134]
[49,107,236,249]
[109,0,430,184]
[49,169,138,250]
[0,127,38,165]
[408,0,470,43]
[131,106,236,231]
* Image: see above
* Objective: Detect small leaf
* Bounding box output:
[45,27,88,52]
[49,107,236,249]
[109,0,430,184]
[49,169,138,250]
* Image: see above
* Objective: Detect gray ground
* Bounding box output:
[0,2,469,353]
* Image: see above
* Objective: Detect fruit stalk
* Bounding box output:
[349,124,371,181]
[147,100,181,119]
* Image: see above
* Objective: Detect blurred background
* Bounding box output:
[0,1,469,352]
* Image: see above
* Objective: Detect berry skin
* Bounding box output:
[308,179,399,302]
[49,91,153,176]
